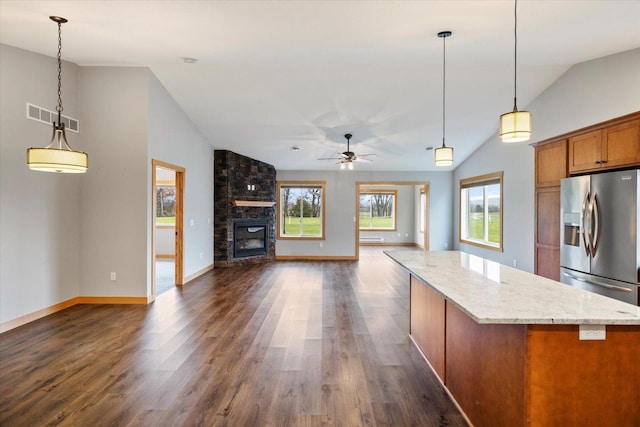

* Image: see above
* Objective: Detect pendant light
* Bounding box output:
[499,0,532,143]
[27,16,88,173]
[434,31,453,167]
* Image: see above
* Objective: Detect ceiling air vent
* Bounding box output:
[26,102,79,133]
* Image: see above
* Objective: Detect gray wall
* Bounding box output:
[1,46,215,325]
[275,170,453,256]
[78,67,149,297]
[453,48,640,272]
[0,45,82,323]
[148,72,214,285]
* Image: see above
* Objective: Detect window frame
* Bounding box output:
[277,181,326,240]
[459,171,504,252]
[358,189,398,231]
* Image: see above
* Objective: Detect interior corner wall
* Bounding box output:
[453,48,640,272]
[0,45,81,323]
[148,71,214,286]
[275,170,452,257]
[78,67,149,298]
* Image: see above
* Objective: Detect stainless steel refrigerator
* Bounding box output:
[560,169,639,306]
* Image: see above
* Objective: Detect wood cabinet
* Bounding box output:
[534,112,640,280]
[535,139,567,187]
[534,140,566,280]
[568,118,640,174]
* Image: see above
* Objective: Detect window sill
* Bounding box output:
[459,239,503,252]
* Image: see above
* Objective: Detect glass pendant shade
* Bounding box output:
[434,145,454,166]
[27,16,88,174]
[500,109,532,143]
[27,124,88,173]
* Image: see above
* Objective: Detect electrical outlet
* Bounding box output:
[199,252,203,259]
[444,243,448,249]
[190,219,195,227]
[513,259,517,268]
[579,324,606,340]
[319,242,323,248]
[110,272,116,281]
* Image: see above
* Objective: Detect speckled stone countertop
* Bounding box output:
[385,250,640,325]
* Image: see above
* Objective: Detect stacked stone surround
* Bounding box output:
[214,150,276,267]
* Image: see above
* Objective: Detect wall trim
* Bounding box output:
[0,296,149,334]
[275,255,358,261]
[184,263,214,284]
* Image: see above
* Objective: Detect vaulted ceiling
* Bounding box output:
[1,1,639,170]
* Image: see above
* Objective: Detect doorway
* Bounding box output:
[355,181,429,260]
[152,159,185,299]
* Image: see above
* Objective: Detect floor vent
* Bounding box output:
[26,102,79,133]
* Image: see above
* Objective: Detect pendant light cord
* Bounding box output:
[513,0,519,112]
[56,20,64,124]
[442,33,446,148]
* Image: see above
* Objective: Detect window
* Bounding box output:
[460,171,503,251]
[156,185,176,226]
[359,190,397,230]
[277,181,325,239]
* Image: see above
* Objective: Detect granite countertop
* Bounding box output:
[385,250,640,325]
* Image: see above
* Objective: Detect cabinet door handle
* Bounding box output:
[595,160,602,164]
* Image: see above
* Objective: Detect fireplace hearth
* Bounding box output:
[233,218,268,258]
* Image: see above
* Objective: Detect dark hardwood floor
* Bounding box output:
[0,247,468,426]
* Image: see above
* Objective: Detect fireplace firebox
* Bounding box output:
[233,218,268,258]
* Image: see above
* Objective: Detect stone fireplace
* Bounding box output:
[214,150,276,267]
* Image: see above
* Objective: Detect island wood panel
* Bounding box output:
[445,302,527,427]
[526,324,640,427]
[410,275,446,380]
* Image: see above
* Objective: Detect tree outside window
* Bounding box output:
[278,182,325,239]
[156,185,176,226]
[359,190,397,230]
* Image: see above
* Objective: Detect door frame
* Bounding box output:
[151,159,186,300]
[355,181,430,260]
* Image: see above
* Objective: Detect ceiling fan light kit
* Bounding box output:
[434,30,454,167]
[499,0,532,143]
[317,133,375,169]
[27,16,88,173]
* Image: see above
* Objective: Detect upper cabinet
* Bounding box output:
[568,119,640,174]
[535,139,567,187]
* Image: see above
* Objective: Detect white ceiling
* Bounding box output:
[2,1,639,171]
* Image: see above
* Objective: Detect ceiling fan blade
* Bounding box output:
[354,157,373,162]
[318,157,342,160]
[356,153,377,157]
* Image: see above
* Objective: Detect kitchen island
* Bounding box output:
[385,250,640,427]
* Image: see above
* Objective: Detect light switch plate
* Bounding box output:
[579,324,606,340]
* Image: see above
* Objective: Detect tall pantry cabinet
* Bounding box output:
[533,111,640,280]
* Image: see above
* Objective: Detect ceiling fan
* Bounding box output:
[318,133,376,169]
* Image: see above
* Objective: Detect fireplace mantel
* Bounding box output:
[231,200,276,207]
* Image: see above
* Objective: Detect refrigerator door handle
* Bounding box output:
[591,193,601,257]
[581,192,591,257]
[562,272,632,293]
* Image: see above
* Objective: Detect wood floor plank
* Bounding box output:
[0,247,468,426]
